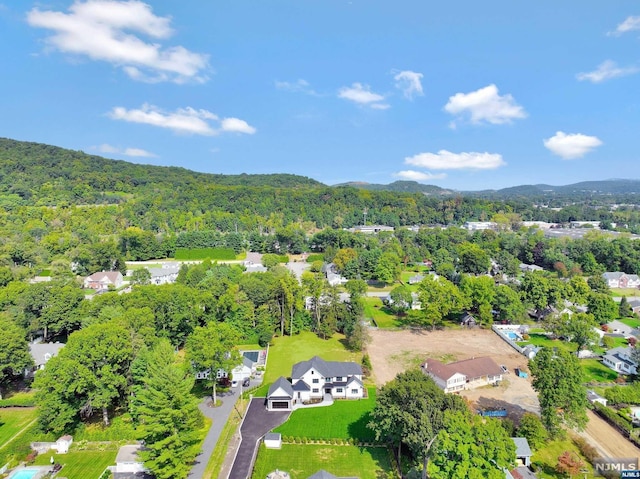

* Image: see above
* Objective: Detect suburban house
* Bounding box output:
[602,272,640,289]
[629,299,640,315]
[83,271,124,290]
[603,346,638,375]
[347,225,394,234]
[322,263,348,287]
[423,356,503,393]
[26,342,64,376]
[147,263,180,285]
[267,356,364,410]
[519,263,543,273]
[194,351,258,384]
[109,444,151,479]
[408,273,425,284]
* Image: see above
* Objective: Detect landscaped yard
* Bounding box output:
[531,438,596,478]
[261,331,362,386]
[610,288,640,297]
[34,449,118,479]
[251,444,392,479]
[517,333,578,354]
[0,408,38,449]
[619,317,640,329]
[363,297,403,329]
[581,358,619,383]
[274,388,376,441]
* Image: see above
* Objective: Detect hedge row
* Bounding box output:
[593,402,633,433]
[174,247,236,260]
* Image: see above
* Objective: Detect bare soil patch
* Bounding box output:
[367,328,540,423]
[577,410,640,458]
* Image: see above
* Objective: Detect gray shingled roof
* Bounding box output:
[268,376,293,398]
[292,380,310,391]
[291,356,362,379]
[29,342,64,367]
[511,437,532,457]
[307,471,339,479]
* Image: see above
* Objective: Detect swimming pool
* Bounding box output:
[8,468,40,479]
[505,331,522,341]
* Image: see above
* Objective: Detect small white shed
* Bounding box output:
[264,432,282,449]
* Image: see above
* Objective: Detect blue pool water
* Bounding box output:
[505,331,521,341]
[8,468,39,479]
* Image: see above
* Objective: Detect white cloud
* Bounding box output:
[275,78,318,96]
[610,16,640,36]
[393,170,446,181]
[107,104,256,136]
[220,118,257,134]
[576,60,638,83]
[543,131,603,160]
[444,84,526,126]
[393,70,424,100]
[405,150,506,170]
[95,143,157,157]
[27,0,209,83]
[338,82,388,109]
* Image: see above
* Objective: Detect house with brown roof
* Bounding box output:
[422,356,503,393]
[83,271,123,290]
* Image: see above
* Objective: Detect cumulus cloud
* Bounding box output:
[393,170,446,181]
[444,84,526,126]
[95,144,157,157]
[405,150,506,170]
[576,60,638,83]
[393,70,424,100]
[27,0,209,83]
[543,131,603,160]
[338,83,389,109]
[609,16,640,36]
[107,104,256,136]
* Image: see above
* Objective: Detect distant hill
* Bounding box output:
[335,180,453,195]
[467,179,640,198]
[0,138,323,201]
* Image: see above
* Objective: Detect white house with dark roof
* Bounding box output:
[603,346,638,375]
[603,272,640,289]
[267,356,364,410]
[423,356,503,393]
[147,263,180,285]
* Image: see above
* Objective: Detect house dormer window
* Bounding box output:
[336,376,343,382]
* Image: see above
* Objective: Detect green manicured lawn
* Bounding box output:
[274,388,376,441]
[363,297,403,329]
[251,444,392,479]
[34,450,118,479]
[0,390,36,408]
[263,332,362,385]
[532,438,596,478]
[581,358,619,383]
[518,333,577,353]
[0,408,38,448]
[619,317,640,329]
[611,288,640,297]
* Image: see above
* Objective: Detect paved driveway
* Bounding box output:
[228,398,290,479]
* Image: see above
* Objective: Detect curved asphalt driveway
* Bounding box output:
[228,398,290,479]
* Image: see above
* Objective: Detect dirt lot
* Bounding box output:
[578,410,640,458]
[367,328,539,422]
[368,328,640,457]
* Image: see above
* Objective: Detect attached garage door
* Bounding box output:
[271,401,289,409]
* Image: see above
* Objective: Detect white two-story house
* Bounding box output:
[267,356,364,410]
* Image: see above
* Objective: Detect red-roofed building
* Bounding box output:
[423,356,503,393]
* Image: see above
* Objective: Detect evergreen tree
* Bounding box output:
[136,339,204,479]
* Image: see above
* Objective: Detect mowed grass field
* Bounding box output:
[363,297,403,329]
[274,389,376,441]
[34,450,118,479]
[251,444,392,479]
[0,408,38,448]
[262,332,362,385]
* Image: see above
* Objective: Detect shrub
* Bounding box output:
[572,435,598,463]
[361,354,373,375]
[593,402,632,433]
[522,333,530,340]
[629,337,638,347]
[602,335,615,350]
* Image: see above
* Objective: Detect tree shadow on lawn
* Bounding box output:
[347,411,375,442]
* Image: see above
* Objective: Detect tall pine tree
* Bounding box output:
[135,339,203,479]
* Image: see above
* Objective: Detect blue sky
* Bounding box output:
[2,1,639,190]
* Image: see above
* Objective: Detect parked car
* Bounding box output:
[242,377,250,387]
[500,364,509,374]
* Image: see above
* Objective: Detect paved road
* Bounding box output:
[228,399,290,479]
[187,389,240,479]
